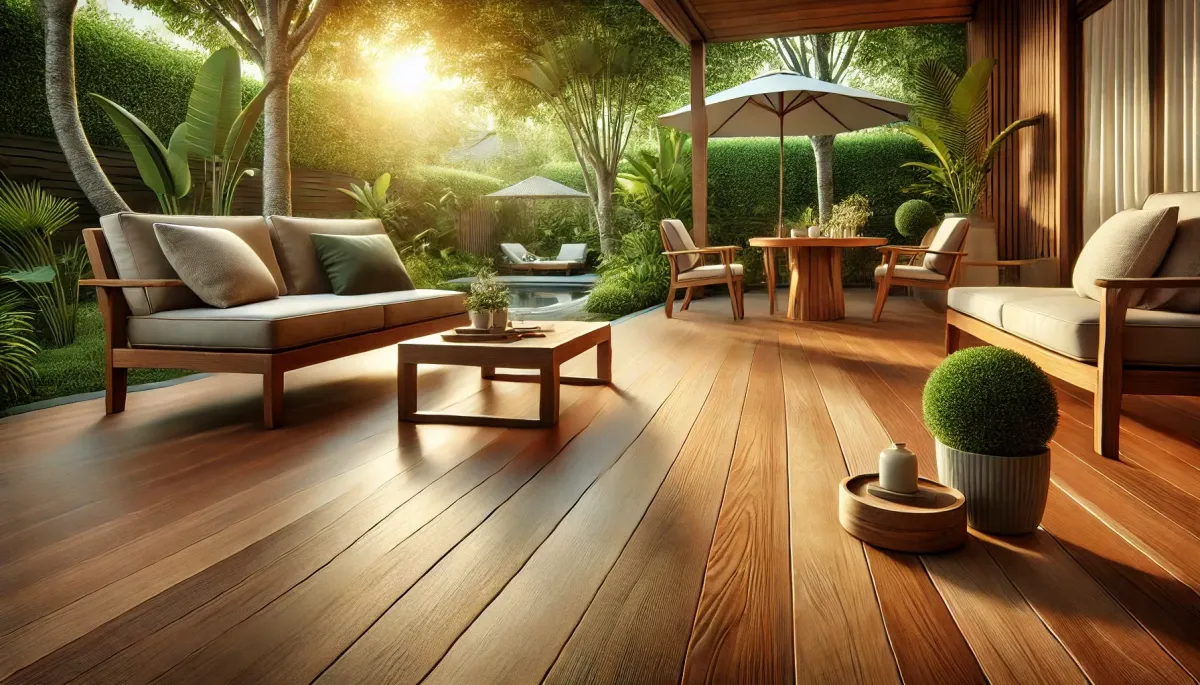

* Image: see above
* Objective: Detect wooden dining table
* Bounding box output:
[749,236,888,321]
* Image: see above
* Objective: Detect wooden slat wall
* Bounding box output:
[455,199,498,257]
[0,135,358,237]
[969,0,1072,273]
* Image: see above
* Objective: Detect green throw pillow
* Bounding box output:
[310,233,415,295]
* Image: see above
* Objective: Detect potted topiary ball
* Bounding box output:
[895,199,941,244]
[923,346,1058,534]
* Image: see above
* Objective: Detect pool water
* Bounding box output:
[508,284,592,309]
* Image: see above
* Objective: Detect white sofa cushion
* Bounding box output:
[1141,192,1200,312]
[100,213,287,315]
[1071,206,1178,304]
[127,290,464,351]
[950,287,1200,366]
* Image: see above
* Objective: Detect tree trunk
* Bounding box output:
[593,168,617,255]
[261,30,292,216]
[810,134,835,222]
[36,0,129,215]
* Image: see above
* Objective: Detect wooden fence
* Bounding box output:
[455,199,499,257]
[0,134,359,239]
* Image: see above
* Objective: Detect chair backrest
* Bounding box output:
[659,219,699,273]
[923,216,971,275]
[556,243,588,262]
[500,243,530,264]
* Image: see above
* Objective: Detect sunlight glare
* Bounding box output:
[380,48,433,96]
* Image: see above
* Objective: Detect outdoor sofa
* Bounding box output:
[499,243,588,275]
[81,213,467,428]
[946,191,1200,459]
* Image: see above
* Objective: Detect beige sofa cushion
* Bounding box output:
[661,219,699,272]
[154,223,280,308]
[1141,192,1200,312]
[948,287,1066,328]
[677,263,743,281]
[875,264,946,283]
[127,290,464,351]
[1071,206,1178,305]
[100,213,287,315]
[991,290,1200,366]
[267,216,385,294]
[923,216,970,275]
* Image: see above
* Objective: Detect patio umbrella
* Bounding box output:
[485,176,590,200]
[658,71,908,236]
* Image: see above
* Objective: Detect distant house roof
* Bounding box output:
[485,176,590,200]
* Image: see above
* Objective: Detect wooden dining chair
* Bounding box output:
[872,216,971,322]
[659,219,744,320]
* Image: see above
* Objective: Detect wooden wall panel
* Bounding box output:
[969,0,1072,273]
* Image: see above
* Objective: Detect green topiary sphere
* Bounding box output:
[895,199,940,238]
[923,347,1058,456]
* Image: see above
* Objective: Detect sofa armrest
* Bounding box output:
[1095,277,1200,289]
[80,278,186,288]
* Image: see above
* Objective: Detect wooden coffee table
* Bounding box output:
[749,236,888,321]
[397,321,612,428]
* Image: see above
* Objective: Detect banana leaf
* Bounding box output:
[166,123,192,198]
[90,94,174,196]
[186,47,242,160]
[221,84,270,164]
[0,265,55,283]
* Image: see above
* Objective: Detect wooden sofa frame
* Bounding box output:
[946,276,1200,459]
[80,228,468,428]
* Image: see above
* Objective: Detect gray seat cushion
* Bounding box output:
[949,287,1200,366]
[500,243,532,264]
[128,290,465,351]
[100,213,287,315]
[555,244,588,262]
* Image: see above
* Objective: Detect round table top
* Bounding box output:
[748,236,888,248]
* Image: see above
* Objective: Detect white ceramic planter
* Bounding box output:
[935,441,1050,534]
[808,225,822,238]
[469,308,508,331]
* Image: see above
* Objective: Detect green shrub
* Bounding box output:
[923,347,1059,456]
[0,291,39,402]
[403,252,493,290]
[585,228,669,317]
[895,199,939,238]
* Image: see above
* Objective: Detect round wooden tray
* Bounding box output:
[838,474,967,553]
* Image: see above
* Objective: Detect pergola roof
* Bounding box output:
[637,0,977,43]
[485,176,590,200]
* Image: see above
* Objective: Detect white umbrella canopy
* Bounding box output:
[485,175,590,200]
[659,71,909,234]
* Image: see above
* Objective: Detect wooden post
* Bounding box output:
[690,40,708,248]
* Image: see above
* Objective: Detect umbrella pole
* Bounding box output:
[777,110,784,238]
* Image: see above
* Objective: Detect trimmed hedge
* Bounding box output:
[0,0,453,180]
[707,131,944,284]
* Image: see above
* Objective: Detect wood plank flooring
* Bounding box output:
[2,291,1199,684]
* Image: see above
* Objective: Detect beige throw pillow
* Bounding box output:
[154,223,280,308]
[1140,223,1200,312]
[922,217,970,275]
[1072,207,1178,305]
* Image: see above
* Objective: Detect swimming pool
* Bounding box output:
[447,274,597,312]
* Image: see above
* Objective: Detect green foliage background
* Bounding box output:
[0,0,459,180]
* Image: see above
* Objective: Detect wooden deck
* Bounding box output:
[1,291,1198,685]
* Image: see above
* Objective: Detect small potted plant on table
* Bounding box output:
[923,346,1058,534]
[465,269,510,332]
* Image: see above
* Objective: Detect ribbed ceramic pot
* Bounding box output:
[935,441,1050,534]
[469,308,508,331]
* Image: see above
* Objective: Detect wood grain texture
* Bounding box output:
[681,338,794,685]
[424,338,748,684]
[777,328,902,685]
[4,292,1200,685]
[799,326,987,685]
[978,529,1191,684]
[305,330,717,685]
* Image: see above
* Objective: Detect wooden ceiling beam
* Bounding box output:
[640,0,976,44]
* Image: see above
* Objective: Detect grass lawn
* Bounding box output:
[2,301,194,413]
